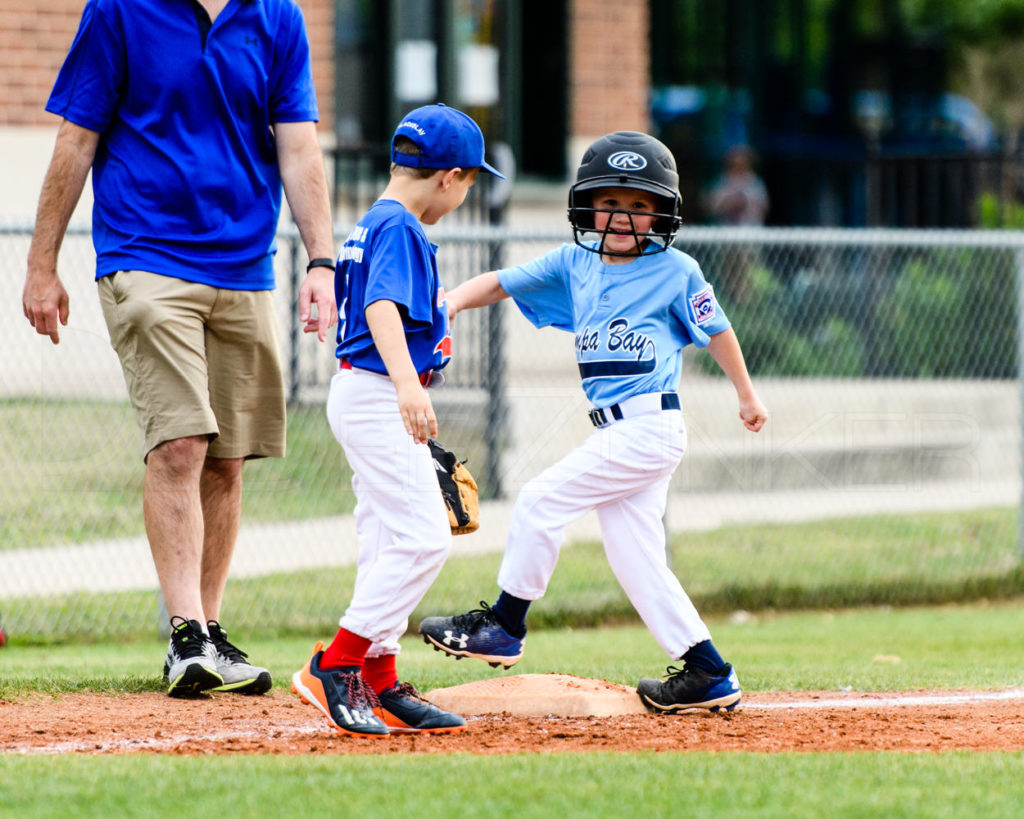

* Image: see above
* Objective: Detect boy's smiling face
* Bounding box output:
[590,187,660,259]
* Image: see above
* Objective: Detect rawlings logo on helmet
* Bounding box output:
[607,151,647,171]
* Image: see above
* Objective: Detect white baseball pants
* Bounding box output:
[326,368,452,655]
[497,407,712,658]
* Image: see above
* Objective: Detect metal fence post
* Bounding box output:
[287,230,301,404]
[484,219,507,500]
[482,145,515,500]
[1017,244,1024,563]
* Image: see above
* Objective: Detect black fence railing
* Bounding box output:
[760,150,1024,229]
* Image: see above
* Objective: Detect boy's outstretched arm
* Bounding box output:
[706,327,768,432]
[447,271,509,321]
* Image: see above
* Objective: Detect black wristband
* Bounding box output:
[306,257,335,272]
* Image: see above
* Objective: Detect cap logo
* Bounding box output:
[607,151,647,171]
[398,120,426,136]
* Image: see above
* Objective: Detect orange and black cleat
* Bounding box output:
[291,642,389,737]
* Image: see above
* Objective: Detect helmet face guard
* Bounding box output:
[568,180,682,256]
[567,132,683,256]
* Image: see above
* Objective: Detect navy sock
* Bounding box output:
[681,640,728,675]
[491,591,530,639]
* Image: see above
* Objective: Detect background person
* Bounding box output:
[704,144,770,305]
[706,144,770,226]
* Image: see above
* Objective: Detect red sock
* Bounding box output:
[319,627,371,670]
[363,654,399,694]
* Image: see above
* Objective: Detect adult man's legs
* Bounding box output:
[148,442,271,695]
[99,272,276,695]
[198,455,273,694]
[146,435,223,697]
[146,436,210,623]
[199,455,244,620]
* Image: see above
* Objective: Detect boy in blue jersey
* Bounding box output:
[23,0,337,698]
[420,132,769,714]
[291,104,506,736]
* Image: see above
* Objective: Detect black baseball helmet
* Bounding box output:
[568,131,683,256]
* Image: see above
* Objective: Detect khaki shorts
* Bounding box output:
[98,270,286,461]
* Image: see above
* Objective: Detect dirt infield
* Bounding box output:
[4,686,1024,755]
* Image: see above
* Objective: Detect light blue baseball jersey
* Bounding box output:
[497,243,730,407]
[335,199,452,375]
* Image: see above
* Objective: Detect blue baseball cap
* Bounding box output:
[391,103,506,179]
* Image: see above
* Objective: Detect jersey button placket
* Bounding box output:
[595,268,613,313]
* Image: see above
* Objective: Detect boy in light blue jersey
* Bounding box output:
[420,131,768,713]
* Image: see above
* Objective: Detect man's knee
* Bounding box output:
[147,435,209,477]
[203,455,244,482]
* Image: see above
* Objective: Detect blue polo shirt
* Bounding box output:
[46,0,319,289]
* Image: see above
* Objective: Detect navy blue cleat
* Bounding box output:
[419,602,524,668]
[637,663,741,713]
[377,682,467,734]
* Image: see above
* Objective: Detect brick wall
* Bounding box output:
[4,1,646,148]
[569,0,650,139]
[0,2,82,126]
[0,0,334,131]
[300,0,334,133]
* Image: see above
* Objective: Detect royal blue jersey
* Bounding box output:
[498,243,730,406]
[334,200,452,375]
[47,0,319,289]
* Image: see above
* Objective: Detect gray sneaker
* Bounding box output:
[207,620,272,695]
[163,616,222,698]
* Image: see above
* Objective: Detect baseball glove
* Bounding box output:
[428,438,479,535]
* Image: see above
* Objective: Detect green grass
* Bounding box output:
[2,604,1024,818]
[663,508,1024,611]
[4,399,1023,658]
[1,397,495,550]
[3,601,1022,699]
[5,507,1023,644]
[523,507,1024,625]
[0,398,356,549]
[1,752,1023,819]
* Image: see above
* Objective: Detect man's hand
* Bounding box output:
[23,269,70,345]
[22,119,98,346]
[298,266,337,341]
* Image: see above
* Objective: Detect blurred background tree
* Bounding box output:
[650,0,1024,227]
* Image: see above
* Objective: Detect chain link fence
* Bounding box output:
[1,223,1022,642]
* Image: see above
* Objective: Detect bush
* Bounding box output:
[701,245,1015,379]
[874,249,1016,378]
